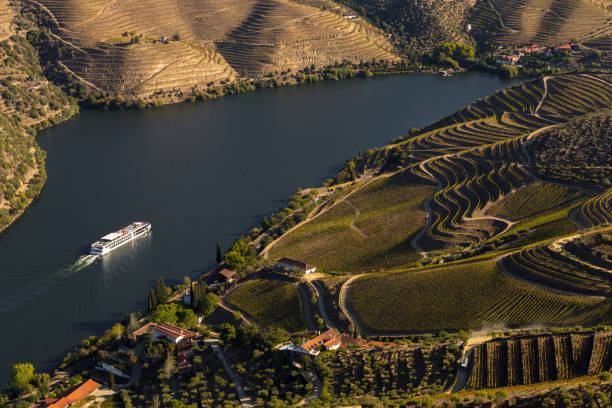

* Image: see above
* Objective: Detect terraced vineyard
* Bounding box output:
[225,279,305,331]
[564,232,612,270]
[472,0,612,46]
[34,0,399,97]
[500,232,612,296]
[487,182,586,220]
[466,331,612,389]
[269,175,435,273]
[258,73,612,336]
[346,261,606,334]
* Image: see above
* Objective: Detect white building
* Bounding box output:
[276,257,317,274]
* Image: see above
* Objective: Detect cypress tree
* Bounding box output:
[190,281,195,307]
[109,371,115,389]
[216,241,222,263]
[147,290,155,311]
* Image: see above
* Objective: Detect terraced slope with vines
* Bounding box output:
[470,0,612,46]
[466,331,612,389]
[32,0,399,97]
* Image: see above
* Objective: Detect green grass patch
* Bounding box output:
[349,260,605,333]
[270,172,435,273]
[226,279,305,332]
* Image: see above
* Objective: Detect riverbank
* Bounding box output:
[0,72,517,387]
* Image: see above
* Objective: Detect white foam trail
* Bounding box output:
[55,255,99,278]
[0,255,99,314]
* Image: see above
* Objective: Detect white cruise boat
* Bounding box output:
[90,221,151,255]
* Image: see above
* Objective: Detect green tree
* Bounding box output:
[10,363,35,395]
[36,373,50,395]
[196,292,218,318]
[500,64,519,78]
[152,303,180,324]
[223,239,255,273]
[109,371,115,389]
[127,313,138,333]
[177,308,197,328]
[220,323,236,342]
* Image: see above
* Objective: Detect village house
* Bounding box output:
[176,339,194,372]
[495,54,521,65]
[293,329,384,356]
[218,268,237,284]
[523,44,541,53]
[276,257,316,274]
[152,323,199,344]
[554,44,572,54]
[130,322,199,343]
[44,379,100,408]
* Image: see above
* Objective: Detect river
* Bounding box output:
[0,72,515,386]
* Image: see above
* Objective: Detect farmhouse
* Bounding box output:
[523,44,541,53]
[45,379,100,408]
[130,322,199,343]
[554,44,572,53]
[152,323,199,343]
[495,54,521,65]
[218,268,237,284]
[295,329,384,356]
[276,257,316,274]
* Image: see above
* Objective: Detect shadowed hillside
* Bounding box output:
[471,0,612,46]
[30,0,399,97]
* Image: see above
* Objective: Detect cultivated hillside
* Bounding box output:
[259,73,612,336]
[470,0,612,46]
[27,0,399,97]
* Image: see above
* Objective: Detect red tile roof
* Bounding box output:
[46,379,100,408]
[154,323,198,340]
[302,329,339,352]
[219,269,236,280]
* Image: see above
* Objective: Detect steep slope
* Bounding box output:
[33,0,399,97]
[471,0,612,45]
[0,34,78,233]
[336,0,475,55]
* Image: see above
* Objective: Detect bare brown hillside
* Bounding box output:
[31,0,399,97]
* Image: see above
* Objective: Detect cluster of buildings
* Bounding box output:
[131,322,200,372]
[281,329,384,356]
[39,379,100,408]
[496,43,576,65]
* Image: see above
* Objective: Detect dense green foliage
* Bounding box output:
[0,35,77,232]
[530,110,612,188]
[190,281,218,319]
[335,0,472,58]
[224,239,257,274]
[147,277,170,312]
[316,344,460,404]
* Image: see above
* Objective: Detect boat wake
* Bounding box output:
[0,255,99,315]
[55,255,99,278]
